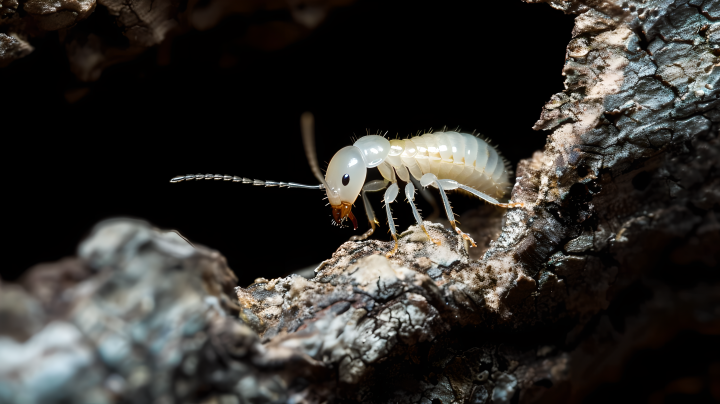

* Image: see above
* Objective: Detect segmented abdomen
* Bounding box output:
[383,131,511,199]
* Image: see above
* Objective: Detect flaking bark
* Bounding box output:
[0,1,718,403]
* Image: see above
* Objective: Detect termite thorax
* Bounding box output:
[353,135,390,168]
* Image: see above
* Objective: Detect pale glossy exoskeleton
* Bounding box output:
[169,113,522,257]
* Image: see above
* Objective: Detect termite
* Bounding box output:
[170,113,522,257]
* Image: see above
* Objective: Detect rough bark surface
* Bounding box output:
[1,0,719,403]
[0,0,354,79]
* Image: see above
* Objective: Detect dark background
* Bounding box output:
[4,2,720,402]
[4,0,574,286]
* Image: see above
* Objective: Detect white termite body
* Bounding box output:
[378,132,511,199]
[170,114,521,257]
[323,131,521,256]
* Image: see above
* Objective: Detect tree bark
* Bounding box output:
[0,0,354,79]
[1,0,718,403]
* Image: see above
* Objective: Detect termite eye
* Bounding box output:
[342,174,350,186]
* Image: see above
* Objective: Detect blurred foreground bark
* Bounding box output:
[1,0,719,403]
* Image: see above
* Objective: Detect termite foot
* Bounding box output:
[420,225,442,246]
[455,227,477,247]
[386,236,399,258]
[498,201,524,208]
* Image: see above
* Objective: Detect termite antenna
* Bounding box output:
[300,112,333,191]
[168,174,324,190]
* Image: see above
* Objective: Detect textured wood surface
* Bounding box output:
[0,1,718,403]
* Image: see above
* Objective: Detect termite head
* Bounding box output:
[325,135,390,230]
[325,146,366,229]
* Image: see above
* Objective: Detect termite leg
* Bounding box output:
[409,175,440,221]
[405,182,441,246]
[349,180,388,241]
[383,182,400,257]
[455,184,524,208]
[421,174,476,247]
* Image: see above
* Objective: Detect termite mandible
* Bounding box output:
[170,113,522,257]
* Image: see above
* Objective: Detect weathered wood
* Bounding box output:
[0,1,718,403]
[0,0,354,78]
